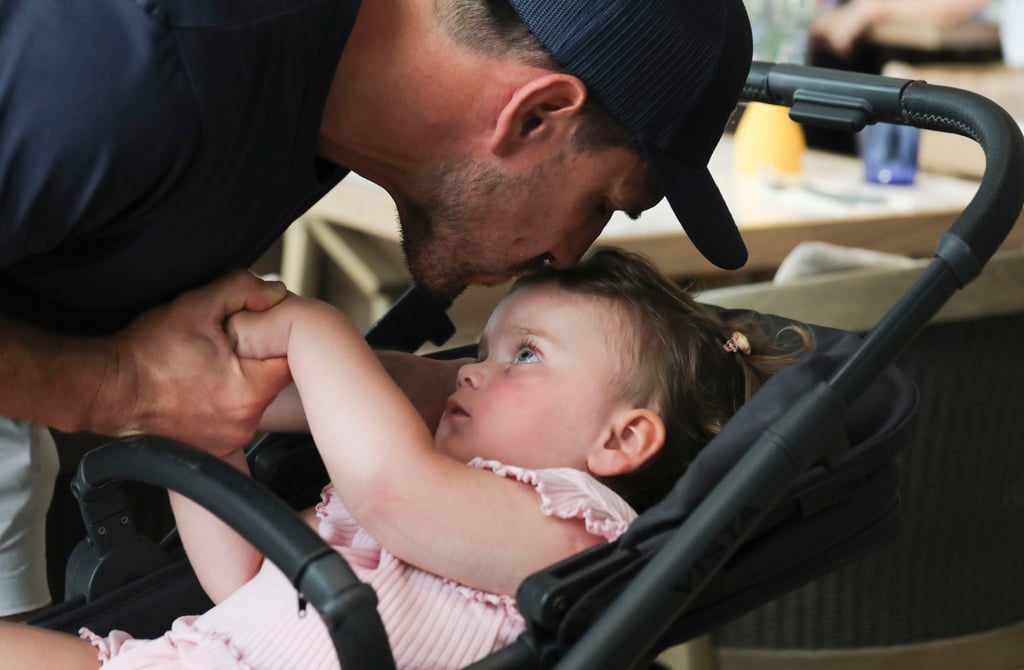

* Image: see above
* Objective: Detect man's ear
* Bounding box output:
[588,408,666,477]
[489,73,587,157]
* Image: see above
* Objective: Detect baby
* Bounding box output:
[2,248,811,669]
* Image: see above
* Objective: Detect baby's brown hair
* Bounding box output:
[512,248,813,511]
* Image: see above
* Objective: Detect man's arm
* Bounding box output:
[0,271,292,455]
[374,350,468,432]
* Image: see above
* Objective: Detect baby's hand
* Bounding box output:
[225,293,301,360]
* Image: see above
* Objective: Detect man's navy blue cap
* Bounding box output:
[508,0,753,269]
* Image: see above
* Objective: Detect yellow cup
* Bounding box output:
[734,102,806,176]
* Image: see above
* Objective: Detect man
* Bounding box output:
[0,0,752,618]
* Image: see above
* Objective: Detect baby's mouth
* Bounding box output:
[444,399,469,418]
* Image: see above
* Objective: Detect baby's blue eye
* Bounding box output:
[514,347,539,364]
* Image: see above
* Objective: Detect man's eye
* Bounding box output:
[514,347,539,364]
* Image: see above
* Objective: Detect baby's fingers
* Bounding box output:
[225,310,277,359]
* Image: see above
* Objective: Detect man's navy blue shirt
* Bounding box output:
[0,0,359,333]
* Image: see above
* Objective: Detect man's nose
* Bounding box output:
[555,219,609,268]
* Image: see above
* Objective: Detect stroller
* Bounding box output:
[31,62,1024,669]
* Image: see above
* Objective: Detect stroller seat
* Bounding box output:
[702,246,1024,668]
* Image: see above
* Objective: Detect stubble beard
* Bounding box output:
[398,152,570,301]
[399,158,511,301]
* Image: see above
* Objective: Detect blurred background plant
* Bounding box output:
[734,0,835,175]
[745,0,833,63]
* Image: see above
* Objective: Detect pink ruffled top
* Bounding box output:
[81,459,637,669]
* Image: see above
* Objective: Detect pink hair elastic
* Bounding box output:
[723,331,751,355]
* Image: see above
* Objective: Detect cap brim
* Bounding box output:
[642,139,748,270]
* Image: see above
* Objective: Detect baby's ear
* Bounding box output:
[588,408,665,477]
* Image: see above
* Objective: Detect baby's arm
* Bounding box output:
[167,449,265,604]
[168,450,323,604]
[230,297,601,596]
[246,351,467,435]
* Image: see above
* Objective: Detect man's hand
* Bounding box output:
[95,271,292,455]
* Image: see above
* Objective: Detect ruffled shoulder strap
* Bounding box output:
[468,458,637,541]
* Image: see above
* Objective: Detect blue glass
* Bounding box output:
[859,123,921,185]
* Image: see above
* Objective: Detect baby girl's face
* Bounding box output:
[433,285,632,471]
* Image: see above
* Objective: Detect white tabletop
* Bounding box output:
[307,135,1021,279]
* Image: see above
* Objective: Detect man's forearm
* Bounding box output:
[255,383,308,433]
[375,349,468,432]
[1,271,293,454]
[0,315,126,435]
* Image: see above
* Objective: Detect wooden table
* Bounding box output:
[595,135,1024,279]
[283,134,1023,310]
[867,18,1002,53]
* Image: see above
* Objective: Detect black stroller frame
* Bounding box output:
[35,62,1024,669]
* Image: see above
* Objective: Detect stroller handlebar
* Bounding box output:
[72,438,397,670]
[746,61,1024,273]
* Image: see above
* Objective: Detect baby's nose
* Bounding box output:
[456,362,482,390]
